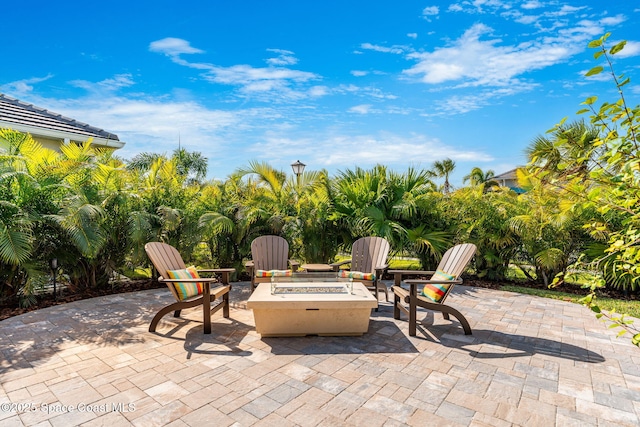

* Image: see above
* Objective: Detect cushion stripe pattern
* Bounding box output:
[339,270,375,281]
[422,269,455,302]
[166,266,203,300]
[255,269,293,277]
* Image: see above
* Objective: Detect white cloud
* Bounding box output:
[349,104,372,114]
[600,14,626,26]
[1,75,54,97]
[446,0,510,14]
[407,33,418,39]
[309,86,329,97]
[431,92,494,115]
[148,37,204,56]
[351,70,368,77]
[514,14,539,25]
[266,49,298,66]
[205,65,316,86]
[70,74,135,92]
[318,134,493,166]
[40,95,237,149]
[400,17,621,89]
[335,84,397,100]
[250,132,493,171]
[149,38,321,100]
[521,1,544,10]
[554,5,586,16]
[360,43,406,55]
[423,6,439,16]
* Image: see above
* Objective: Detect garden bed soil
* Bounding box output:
[0,279,164,322]
[0,276,634,322]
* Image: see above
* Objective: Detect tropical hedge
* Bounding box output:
[0,34,638,320]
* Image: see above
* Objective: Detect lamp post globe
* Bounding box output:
[291,160,306,176]
[291,160,306,185]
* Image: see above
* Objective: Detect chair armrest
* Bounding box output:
[330,259,351,271]
[374,264,389,278]
[289,260,300,271]
[244,261,254,276]
[388,270,436,286]
[404,279,463,285]
[387,269,435,276]
[198,268,235,285]
[159,277,219,283]
[198,268,235,273]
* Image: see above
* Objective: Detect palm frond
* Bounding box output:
[0,225,33,265]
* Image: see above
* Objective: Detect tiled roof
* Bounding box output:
[493,168,519,180]
[0,94,121,143]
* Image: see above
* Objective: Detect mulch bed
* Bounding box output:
[0,276,633,322]
[0,279,164,322]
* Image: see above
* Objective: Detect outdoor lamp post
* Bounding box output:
[291,160,306,186]
[50,258,58,300]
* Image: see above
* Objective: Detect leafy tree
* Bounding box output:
[528,33,639,345]
[444,187,518,279]
[505,173,590,286]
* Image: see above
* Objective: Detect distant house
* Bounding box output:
[0,94,125,151]
[493,168,525,193]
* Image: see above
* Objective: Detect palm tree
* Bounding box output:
[503,174,588,286]
[526,120,601,182]
[172,147,208,183]
[433,158,456,194]
[127,148,208,184]
[463,167,499,193]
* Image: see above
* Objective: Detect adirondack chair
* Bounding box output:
[331,236,390,303]
[391,243,476,335]
[144,242,232,334]
[245,235,299,292]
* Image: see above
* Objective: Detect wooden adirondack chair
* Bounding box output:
[391,243,476,335]
[245,235,299,292]
[331,236,390,303]
[144,242,232,334]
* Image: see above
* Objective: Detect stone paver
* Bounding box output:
[1,282,639,426]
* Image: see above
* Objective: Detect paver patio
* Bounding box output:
[1,282,639,426]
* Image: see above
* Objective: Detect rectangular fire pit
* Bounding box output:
[273,285,348,294]
[246,281,378,337]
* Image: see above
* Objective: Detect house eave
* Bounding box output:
[0,120,126,149]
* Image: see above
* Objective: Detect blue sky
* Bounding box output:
[2,1,639,186]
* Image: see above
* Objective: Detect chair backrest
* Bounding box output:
[350,236,390,274]
[145,242,186,276]
[251,235,290,271]
[145,242,186,301]
[436,243,477,278]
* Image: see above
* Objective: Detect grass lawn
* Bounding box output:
[500,284,640,318]
[382,258,640,319]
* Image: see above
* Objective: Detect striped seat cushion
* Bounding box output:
[339,270,375,281]
[166,266,203,301]
[255,269,293,277]
[422,270,455,302]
